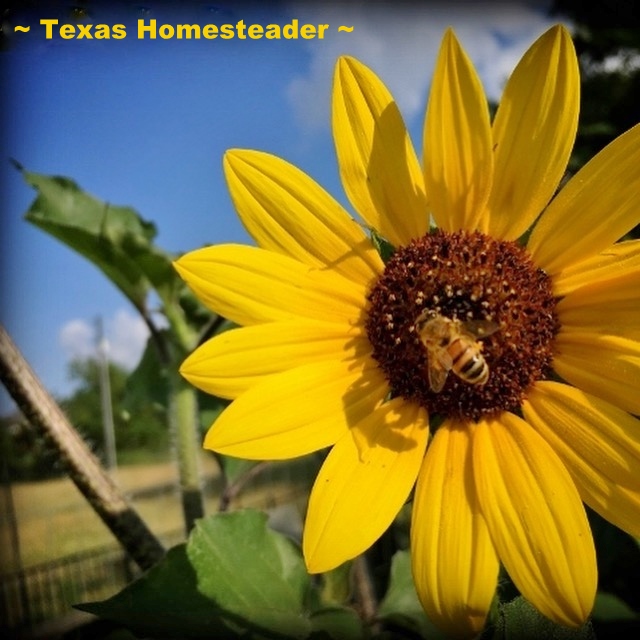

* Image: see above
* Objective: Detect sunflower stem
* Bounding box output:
[352,554,379,627]
[168,372,205,533]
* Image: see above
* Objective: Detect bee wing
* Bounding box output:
[428,361,449,393]
[428,351,452,393]
[462,319,500,340]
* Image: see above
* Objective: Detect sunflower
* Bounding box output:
[174,25,640,638]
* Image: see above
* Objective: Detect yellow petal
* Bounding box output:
[472,414,596,628]
[528,122,640,273]
[332,56,428,247]
[552,239,640,297]
[411,421,499,639]
[223,149,383,285]
[174,244,367,326]
[303,398,429,572]
[523,381,640,538]
[486,25,579,241]
[554,330,640,415]
[424,29,493,233]
[557,265,640,340]
[181,320,370,399]
[204,358,388,460]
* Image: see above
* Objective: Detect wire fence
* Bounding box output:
[2,542,136,632]
[1,459,319,638]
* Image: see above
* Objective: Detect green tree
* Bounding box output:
[0,412,62,480]
[551,1,640,239]
[61,357,169,462]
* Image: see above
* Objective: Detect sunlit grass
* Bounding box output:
[5,453,319,568]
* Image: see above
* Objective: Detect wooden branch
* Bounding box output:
[0,325,165,571]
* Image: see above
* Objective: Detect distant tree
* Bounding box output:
[0,412,63,480]
[551,1,640,239]
[61,357,169,462]
[0,356,170,481]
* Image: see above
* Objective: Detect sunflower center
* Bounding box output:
[365,230,558,421]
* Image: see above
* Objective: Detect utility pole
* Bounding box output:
[95,317,117,474]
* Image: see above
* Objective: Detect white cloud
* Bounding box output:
[59,309,150,371]
[59,319,95,361]
[286,1,568,132]
[108,309,151,370]
[596,50,640,74]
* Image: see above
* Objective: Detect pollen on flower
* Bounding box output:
[365,230,559,421]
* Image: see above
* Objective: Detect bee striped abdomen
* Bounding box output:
[415,309,498,393]
[450,339,490,385]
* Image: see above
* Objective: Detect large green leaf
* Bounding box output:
[78,544,245,638]
[21,169,178,312]
[79,510,320,639]
[187,510,311,637]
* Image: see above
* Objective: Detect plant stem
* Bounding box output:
[169,372,204,533]
[352,554,379,628]
[219,461,271,512]
[0,325,165,570]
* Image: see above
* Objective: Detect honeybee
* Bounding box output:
[415,310,499,393]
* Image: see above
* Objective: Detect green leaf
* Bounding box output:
[122,333,172,410]
[309,606,363,639]
[592,592,639,621]
[178,285,220,338]
[369,228,396,263]
[187,510,311,637]
[79,510,317,639]
[377,550,446,639]
[78,544,244,638]
[318,562,353,607]
[494,596,596,640]
[21,170,177,313]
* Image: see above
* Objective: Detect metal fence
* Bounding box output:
[1,542,142,637]
[0,459,319,638]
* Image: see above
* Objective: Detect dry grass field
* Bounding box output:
[4,453,318,569]
[0,454,319,635]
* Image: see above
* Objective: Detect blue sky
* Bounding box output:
[0,0,563,413]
